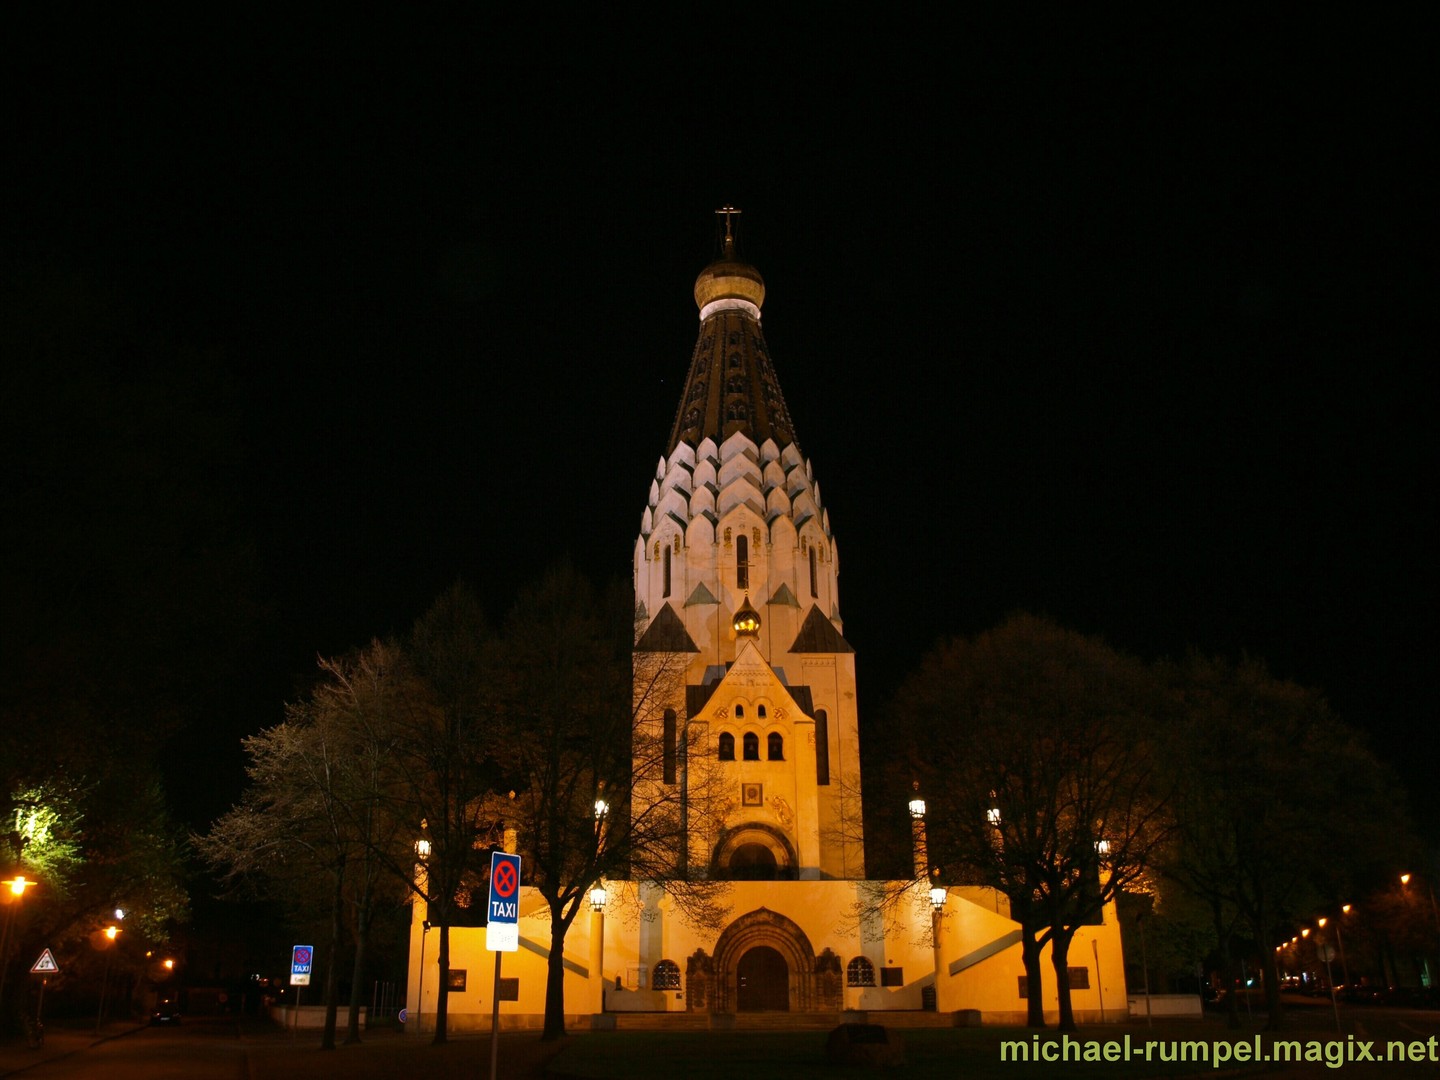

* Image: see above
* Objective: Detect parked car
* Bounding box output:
[151,994,182,1024]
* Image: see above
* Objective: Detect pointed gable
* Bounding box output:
[684,581,720,607]
[694,639,811,722]
[767,583,800,608]
[635,603,700,653]
[789,604,854,654]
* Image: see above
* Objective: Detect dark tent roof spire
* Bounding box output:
[667,211,798,453]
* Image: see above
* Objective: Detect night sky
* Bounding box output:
[5,12,1434,835]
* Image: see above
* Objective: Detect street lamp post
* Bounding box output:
[590,884,608,1014]
[95,917,124,1035]
[928,882,946,1012]
[0,875,37,1013]
[908,784,928,880]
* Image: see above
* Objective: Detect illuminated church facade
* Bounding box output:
[405,217,1125,1029]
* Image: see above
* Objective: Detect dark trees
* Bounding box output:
[889,613,1171,1030]
[196,641,416,1048]
[480,564,723,1041]
[1157,653,1408,1028]
[399,583,499,1044]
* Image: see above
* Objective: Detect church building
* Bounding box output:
[404,214,1126,1029]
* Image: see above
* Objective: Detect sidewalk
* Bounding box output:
[0,1015,566,1080]
[0,1018,148,1077]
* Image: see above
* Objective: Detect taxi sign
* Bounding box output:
[291,944,313,986]
[486,852,521,952]
[31,948,59,974]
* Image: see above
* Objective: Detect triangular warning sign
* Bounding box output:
[31,948,59,974]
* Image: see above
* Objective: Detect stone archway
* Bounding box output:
[711,908,817,1012]
[711,823,798,880]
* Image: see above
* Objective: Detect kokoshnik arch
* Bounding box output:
[405,212,1128,1028]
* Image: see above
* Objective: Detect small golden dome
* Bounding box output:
[732,594,762,637]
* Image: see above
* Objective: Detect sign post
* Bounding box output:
[31,950,59,1046]
[290,945,312,1034]
[487,852,521,1080]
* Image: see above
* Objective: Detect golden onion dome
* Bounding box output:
[694,234,765,311]
[732,594,762,637]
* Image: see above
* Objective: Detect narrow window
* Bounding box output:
[847,956,875,987]
[809,546,818,597]
[734,704,744,718]
[815,709,830,786]
[757,704,766,718]
[718,733,735,761]
[743,733,760,761]
[767,733,784,760]
[663,544,671,597]
[653,960,681,990]
[663,709,676,784]
[736,534,749,590]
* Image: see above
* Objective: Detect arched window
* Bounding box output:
[742,733,760,761]
[718,733,735,761]
[767,733,784,760]
[757,704,767,718]
[734,704,745,718]
[736,533,749,590]
[809,546,818,597]
[847,956,876,987]
[653,959,681,990]
[663,709,676,784]
[662,544,671,597]
[815,709,830,786]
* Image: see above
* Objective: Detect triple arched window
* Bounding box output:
[718,730,783,762]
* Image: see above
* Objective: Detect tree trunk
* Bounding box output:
[432,919,450,1044]
[344,873,371,1045]
[1212,900,1240,1030]
[321,860,345,1050]
[1051,928,1076,1031]
[1021,929,1047,1028]
[1255,898,1290,1036]
[542,915,568,1041]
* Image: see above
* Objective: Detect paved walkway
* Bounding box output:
[0,1019,149,1077]
[0,1016,566,1079]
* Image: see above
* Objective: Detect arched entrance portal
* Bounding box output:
[710,908,817,1013]
[737,946,789,1011]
